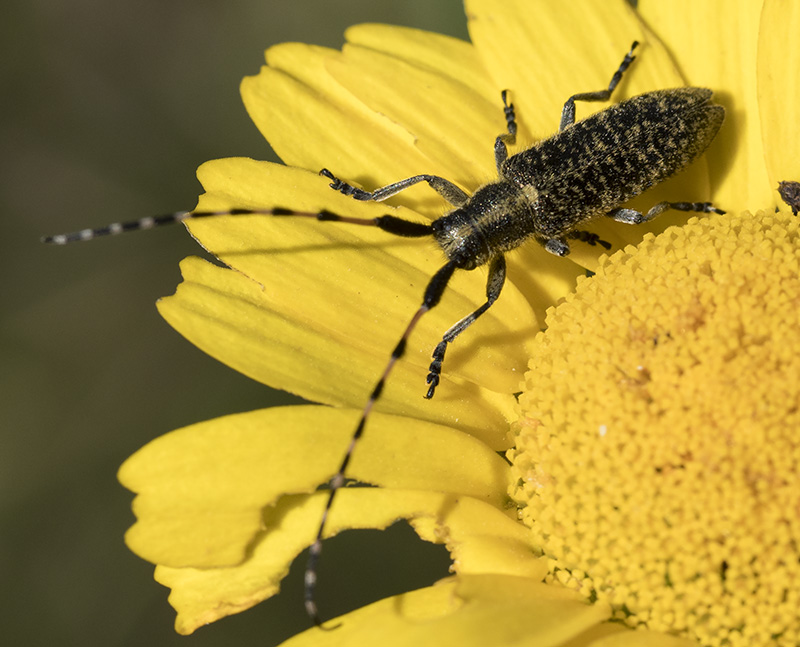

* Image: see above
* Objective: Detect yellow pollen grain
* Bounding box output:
[508,211,800,646]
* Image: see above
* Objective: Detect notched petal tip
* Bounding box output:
[158,491,526,634]
[119,405,516,568]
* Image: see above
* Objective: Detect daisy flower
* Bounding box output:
[118,0,800,645]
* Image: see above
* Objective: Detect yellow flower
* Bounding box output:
[118,0,800,645]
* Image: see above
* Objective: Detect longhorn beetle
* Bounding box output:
[44,41,725,626]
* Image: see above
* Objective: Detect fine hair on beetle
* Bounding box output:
[44,40,725,628]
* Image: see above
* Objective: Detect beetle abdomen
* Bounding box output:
[502,88,725,238]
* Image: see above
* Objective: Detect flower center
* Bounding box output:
[508,211,800,646]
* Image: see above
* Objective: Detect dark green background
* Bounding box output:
[3,1,467,644]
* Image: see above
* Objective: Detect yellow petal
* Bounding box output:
[326,44,498,186]
[639,0,771,209]
[757,0,800,200]
[467,0,678,128]
[158,255,516,445]
[277,574,610,647]
[158,490,542,634]
[410,496,547,581]
[118,405,513,568]
[242,41,433,204]
[344,23,494,100]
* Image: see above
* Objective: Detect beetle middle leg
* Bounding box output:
[568,230,612,250]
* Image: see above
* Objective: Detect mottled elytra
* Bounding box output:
[44,40,725,627]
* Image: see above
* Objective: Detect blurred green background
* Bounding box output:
[3,1,467,644]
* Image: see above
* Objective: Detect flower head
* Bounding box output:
[118,0,800,645]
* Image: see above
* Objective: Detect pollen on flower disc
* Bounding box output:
[509,211,800,647]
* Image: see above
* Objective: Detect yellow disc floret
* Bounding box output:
[509,211,800,647]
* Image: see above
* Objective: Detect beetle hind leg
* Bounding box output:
[608,201,724,225]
